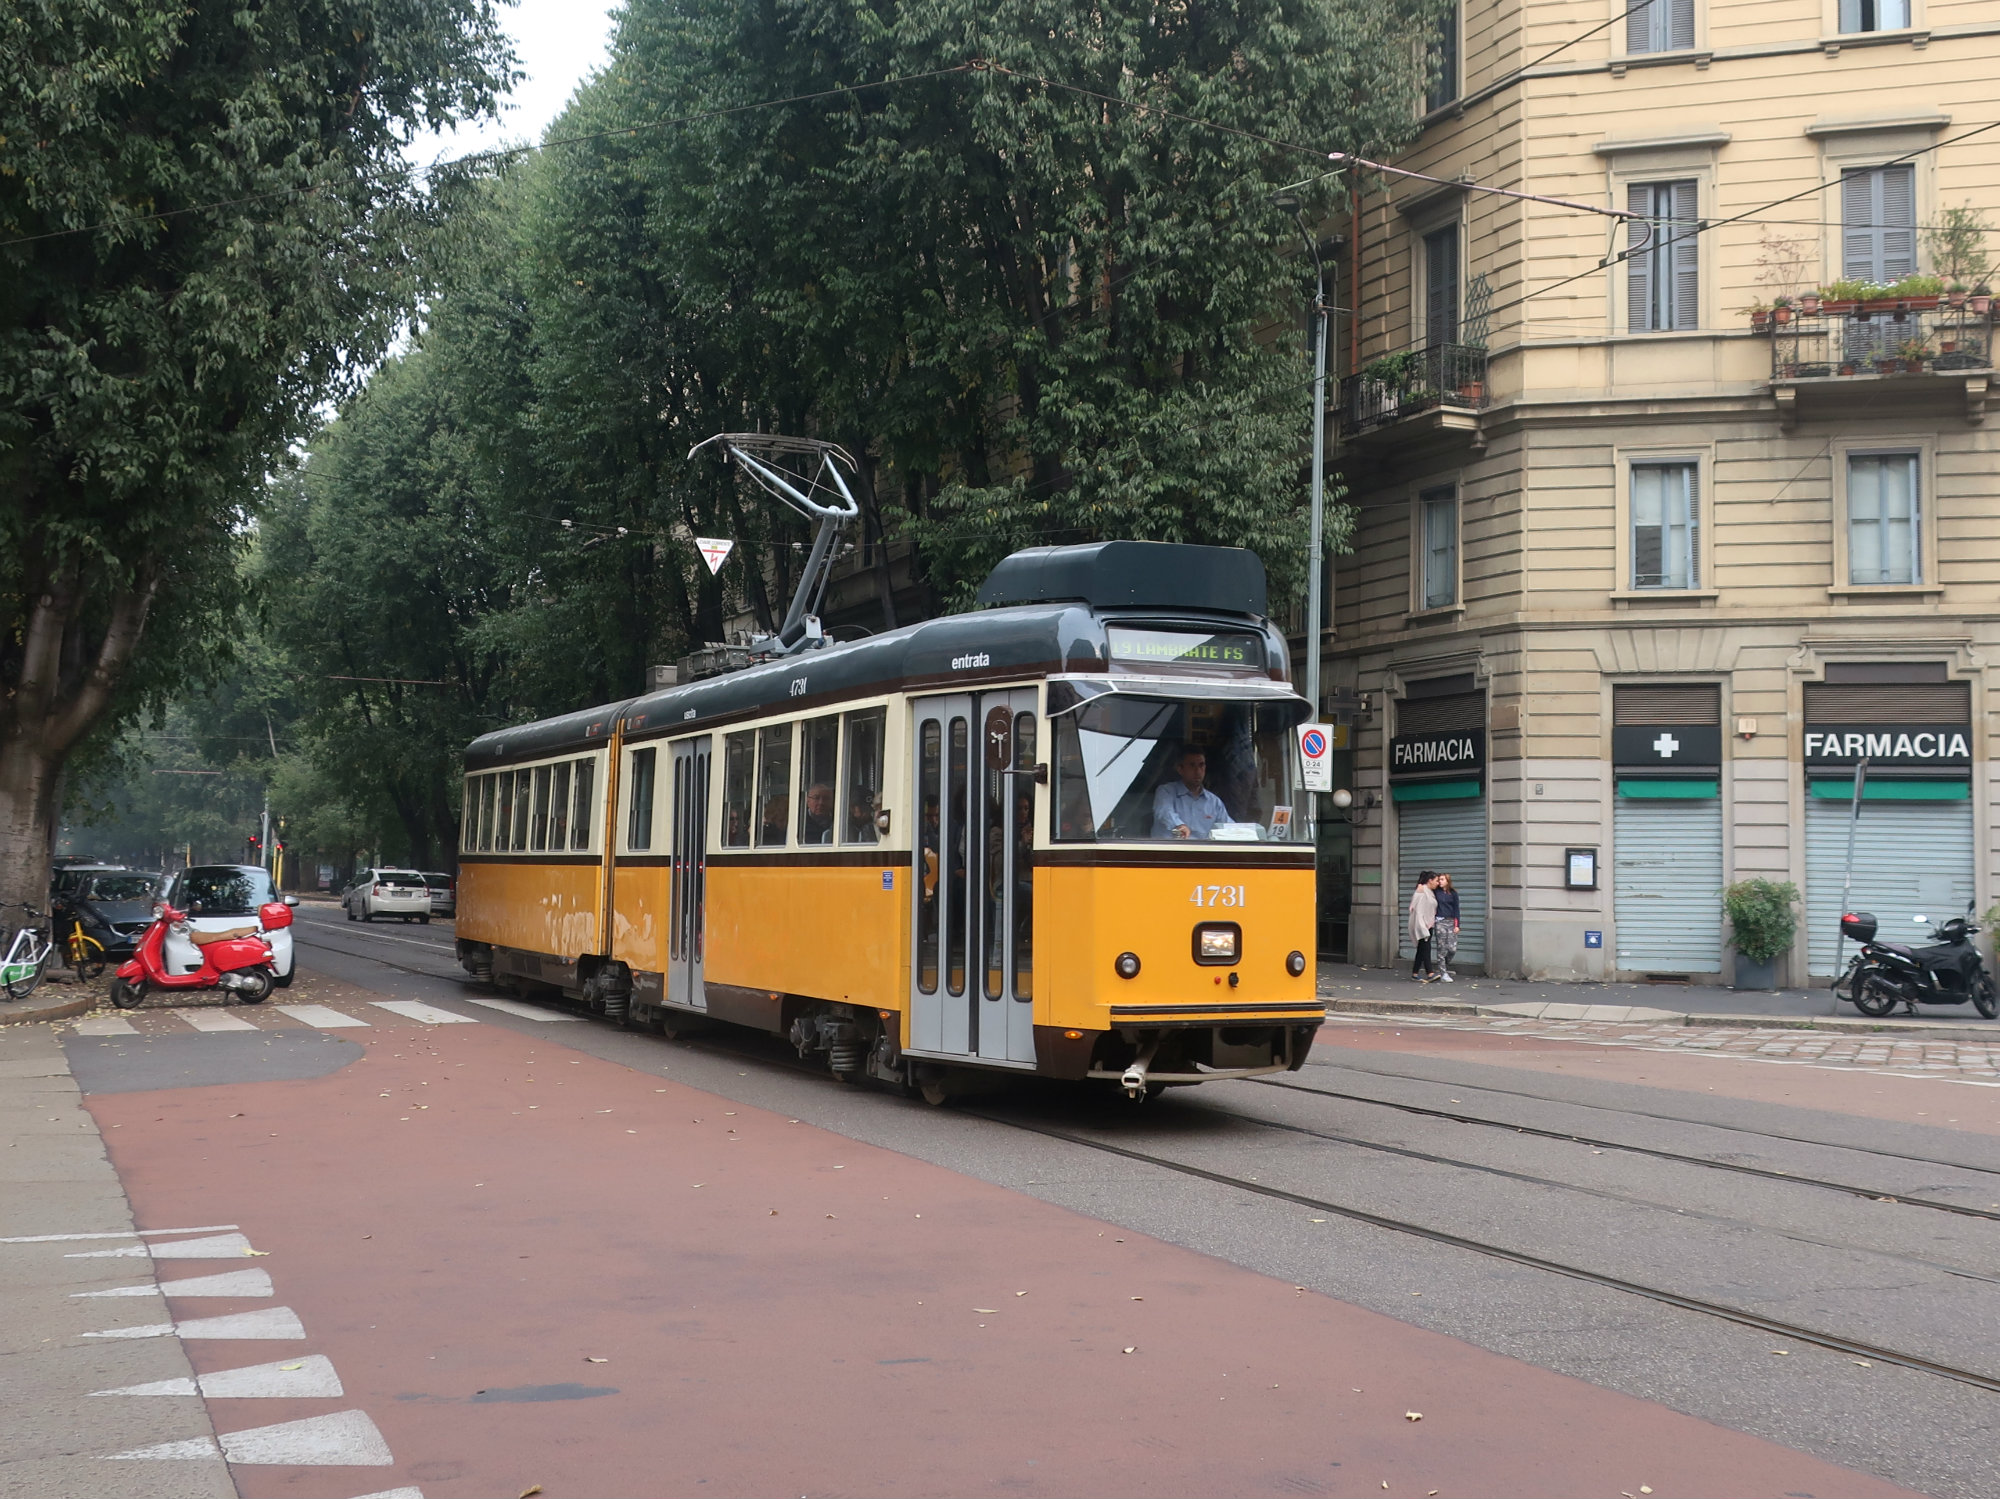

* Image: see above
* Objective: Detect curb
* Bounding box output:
[1321,995,2000,1041]
[0,993,95,1027]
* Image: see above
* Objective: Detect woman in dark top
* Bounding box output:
[1433,873,1461,983]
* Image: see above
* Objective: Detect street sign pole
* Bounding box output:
[1305,262,1328,720]
[1834,756,1870,977]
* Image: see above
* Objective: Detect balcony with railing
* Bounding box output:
[1758,291,1995,425]
[1337,341,1491,441]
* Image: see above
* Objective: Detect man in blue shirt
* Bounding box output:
[1153,748,1229,839]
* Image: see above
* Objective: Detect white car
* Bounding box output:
[165,865,298,988]
[344,869,433,924]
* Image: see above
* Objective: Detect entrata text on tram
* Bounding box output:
[454,542,1324,1103]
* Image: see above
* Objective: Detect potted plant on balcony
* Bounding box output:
[1973,284,1993,316]
[1925,203,1991,310]
[1748,301,1770,330]
[1771,294,1792,324]
[1725,879,1798,991]
[1896,336,1933,373]
[1800,290,1822,316]
[1948,282,1969,310]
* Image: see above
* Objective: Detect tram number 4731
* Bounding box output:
[1190,884,1246,908]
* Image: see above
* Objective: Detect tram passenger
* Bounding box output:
[1152,747,1228,840]
[802,782,835,843]
[759,792,790,846]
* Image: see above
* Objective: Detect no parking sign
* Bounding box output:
[1297,723,1334,793]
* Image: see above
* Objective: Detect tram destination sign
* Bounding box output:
[1804,724,1972,766]
[1105,625,1263,673]
[1389,729,1485,779]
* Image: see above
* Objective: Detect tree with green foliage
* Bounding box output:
[0,0,512,913]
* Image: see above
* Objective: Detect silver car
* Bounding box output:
[343,868,433,924]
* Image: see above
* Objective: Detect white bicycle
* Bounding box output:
[1,903,56,1001]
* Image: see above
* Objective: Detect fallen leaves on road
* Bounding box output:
[1405,1412,1422,1421]
[243,1249,269,1257]
[585,1357,608,1363]
[1122,1347,1135,1354]
[519,1487,542,1498]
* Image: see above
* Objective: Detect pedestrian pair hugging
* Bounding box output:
[1407,871,1460,984]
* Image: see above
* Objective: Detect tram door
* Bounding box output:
[668,736,711,1011]
[910,691,1038,1065]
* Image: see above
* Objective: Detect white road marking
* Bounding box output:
[462,995,578,1022]
[82,1306,308,1341]
[74,1268,273,1299]
[92,1354,343,1399]
[0,1224,237,1244]
[347,1489,426,1499]
[219,1409,394,1466]
[71,1016,137,1035]
[102,1435,220,1460]
[69,1232,254,1259]
[275,1003,370,1028]
[370,1000,478,1025]
[167,1008,258,1032]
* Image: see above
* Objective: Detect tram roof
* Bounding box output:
[464,543,1280,770]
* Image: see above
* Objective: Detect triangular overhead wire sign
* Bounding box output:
[695,537,735,575]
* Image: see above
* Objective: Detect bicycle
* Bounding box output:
[2,904,56,1001]
[65,922,109,982]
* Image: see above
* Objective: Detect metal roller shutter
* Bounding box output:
[1397,796,1487,967]
[1804,796,1975,976]
[1613,796,1723,973]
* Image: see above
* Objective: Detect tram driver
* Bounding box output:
[1152,746,1228,840]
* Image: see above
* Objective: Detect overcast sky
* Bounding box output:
[423,0,624,170]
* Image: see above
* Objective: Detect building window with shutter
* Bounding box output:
[1842,165,1916,283]
[1419,487,1459,610]
[1839,0,1911,32]
[1426,2,1460,112]
[1627,181,1699,331]
[1846,452,1921,585]
[1626,0,1695,53]
[1423,224,1460,348]
[1631,462,1699,590]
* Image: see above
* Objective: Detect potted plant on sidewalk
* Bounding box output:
[1725,878,1799,991]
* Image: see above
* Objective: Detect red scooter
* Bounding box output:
[109,900,291,1009]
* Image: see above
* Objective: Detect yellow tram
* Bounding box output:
[455,541,1324,1098]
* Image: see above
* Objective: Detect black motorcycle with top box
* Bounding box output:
[1836,904,1997,1018]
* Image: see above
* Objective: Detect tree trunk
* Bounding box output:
[0,739,62,925]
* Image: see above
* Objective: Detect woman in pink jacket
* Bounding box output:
[1407,870,1437,982]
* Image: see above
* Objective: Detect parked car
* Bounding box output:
[50,862,128,911]
[59,869,167,962]
[343,869,433,924]
[163,865,298,988]
[422,872,456,919]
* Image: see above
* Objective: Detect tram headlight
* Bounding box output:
[1286,949,1308,977]
[1193,923,1240,965]
[1114,951,1141,980]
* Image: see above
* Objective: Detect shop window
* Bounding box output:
[798,715,839,844]
[756,724,793,846]
[1631,462,1699,590]
[1425,1,1459,112]
[1627,181,1698,332]
[1847,452,1921,584]
[626,748,657,851]
[1419,487,1459,609]
[571,759,595,850]
[721,732,755,848]
[843,708,886,844]
[1627,0,1694,52]
[1839,0,1910,32]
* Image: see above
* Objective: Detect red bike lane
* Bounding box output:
[82,1018,1924,1499]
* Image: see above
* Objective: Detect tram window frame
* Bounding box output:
[571,758,595,851]
[842,707,886,844]
[480,774,497,852]
[917,718,941,994]
[493,771,513,852]
[627,747,658,851]
[756,723,793,847]
[721,731,755,848]
[798,715,840,845]
[512,770,532,852]
[549,761,572,850]
[530,763,553,851]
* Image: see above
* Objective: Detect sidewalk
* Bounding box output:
[1316,960,2000,1039]
[0,971,99,1028]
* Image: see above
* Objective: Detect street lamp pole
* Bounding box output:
[1300,216,1329,720]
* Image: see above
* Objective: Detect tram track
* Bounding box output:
[963,1107,2000,1399]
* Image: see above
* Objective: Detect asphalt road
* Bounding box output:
[24,901,2000,1497]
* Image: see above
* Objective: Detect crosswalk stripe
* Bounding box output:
[219,1409,394,1466]
[68,1232,254,1260]
[369,999,478,1025]
[91,1354,344,1399]
[275,1003,370,1028]
[71,1016,137,1035]
[167,1008,258,1032]
[73,1268,273,1299]
[462,995,578,1022]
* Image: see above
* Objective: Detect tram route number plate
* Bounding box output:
[1190,884,1246,908]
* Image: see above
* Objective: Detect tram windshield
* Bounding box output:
[1050,687,1310,843]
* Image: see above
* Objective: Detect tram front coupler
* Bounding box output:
[1119,1039,1162,1100]
[789,1003,872,1075]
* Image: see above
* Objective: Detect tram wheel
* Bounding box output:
[917,1067,954,1107]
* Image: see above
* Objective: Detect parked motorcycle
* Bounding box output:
[109,898,293,1009]
[1835,903,1997,1019]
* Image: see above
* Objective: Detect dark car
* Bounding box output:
[59,870,163,961]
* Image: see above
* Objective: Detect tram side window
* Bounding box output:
[571,759,595,850]
[721,731,755,847]
[512,770,532,851]
[530,764,553,851]
[478,775,496,852]
[549,761,572,850]
[756,724,793,846]
[494,771,513,852]
[843,708,885,843]
[627,748,658,851]
[798,716,839,844]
